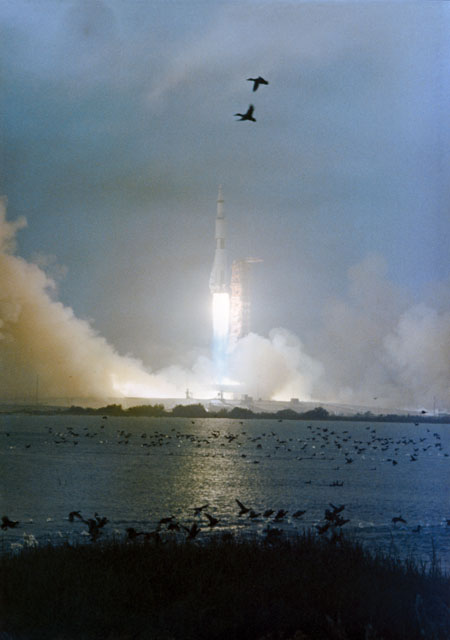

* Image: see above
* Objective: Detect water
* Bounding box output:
[1,415,449,570]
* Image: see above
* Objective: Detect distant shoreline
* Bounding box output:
[1,402,449,423]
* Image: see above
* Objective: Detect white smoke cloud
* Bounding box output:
[307,255,450,410]
[228,329,323,402]
[1,202,448,411]
[0,201,180,401]
[384,305,450,410]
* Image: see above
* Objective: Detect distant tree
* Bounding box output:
[275,409,301,420]
[97,404,124,416]
[301,407,329,420]
[126,404,166,417]
[228,407,255,419]
[214,408,230,417]
[171,404,208,417]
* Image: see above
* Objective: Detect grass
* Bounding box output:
[1,531,449,640]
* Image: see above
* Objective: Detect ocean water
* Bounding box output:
[1,414,449,570]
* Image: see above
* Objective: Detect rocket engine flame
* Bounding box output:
[212,292,230,340]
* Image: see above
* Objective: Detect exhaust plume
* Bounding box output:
[0,202,447,411]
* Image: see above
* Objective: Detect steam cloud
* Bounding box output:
[1,202,448,411]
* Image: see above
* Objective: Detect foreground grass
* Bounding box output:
[1,532,449,640]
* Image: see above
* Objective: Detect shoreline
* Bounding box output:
[1,401,449,423]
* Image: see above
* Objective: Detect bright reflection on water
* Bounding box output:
[1,415,449,570]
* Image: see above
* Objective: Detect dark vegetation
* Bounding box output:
[3,402,449,422]
[1,532,449,640]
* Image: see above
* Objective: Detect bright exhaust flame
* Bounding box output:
[212,292,230,340]
[212,292,230,385]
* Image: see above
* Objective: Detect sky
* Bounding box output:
[1,0,449,410]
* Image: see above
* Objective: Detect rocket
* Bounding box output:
[209,185,228,294]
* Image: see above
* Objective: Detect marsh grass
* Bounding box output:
[1,532,449,640]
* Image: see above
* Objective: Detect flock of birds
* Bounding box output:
[234,75,269,122]
[2,417,449,549]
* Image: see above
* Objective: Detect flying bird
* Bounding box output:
[247,76,269,91]
[205,513,219,527]
[392,515,407,524]
[236,499,250,515]
[1,515,19,530]
[68,510,83,522]
[193,504,209,515]
[183,522,200,540]
[234,104,256,122]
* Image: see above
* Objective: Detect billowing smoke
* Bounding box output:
[306,255,450,410]
[227,329,323,401]
[0,200,180,401]
[1,202,448,410]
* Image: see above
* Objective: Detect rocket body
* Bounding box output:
[209,186,228,294]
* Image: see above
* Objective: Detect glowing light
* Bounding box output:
[212,292,230,339]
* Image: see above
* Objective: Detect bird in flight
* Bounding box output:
[1,515,19,530]
[236,499,250,515]
[234,104,256,122]
[247,76,269,92]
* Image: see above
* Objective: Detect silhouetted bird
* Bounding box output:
[329,503,345,514]
[193,504,209,515]
[247,76,269,91]
[292,510,306,518]
[68,511,83,522]
[316,522,331,535]
[94,513,108,528]
[236,499,250,515]
[234,104,256,122]
[274,509,288,521]
[392,515,407,524]
[183,522,200,539]
[1,515,19,530]
[205,513,219,527]
[263,509,274,518]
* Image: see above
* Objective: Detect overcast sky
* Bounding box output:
[1,1,449,407]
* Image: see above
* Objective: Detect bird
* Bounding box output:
[329,503,346,514]
[316,522,331,535]
[247,76,269,92]
[205,513,219,527]
[193,504,209,515]
[94,513,108,528]
[234,104,256,122]
[1,515,19,530]
[292,510,306,518]
[274,509,288,521]
[68,510,83,522]
[236,499,250,515]
[263,509,274,518]
[392,515,407,524]
[183,521,200,539]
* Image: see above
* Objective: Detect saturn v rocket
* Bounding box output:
[209,186,227,295]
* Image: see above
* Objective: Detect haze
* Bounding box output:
[1,1,449,410]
